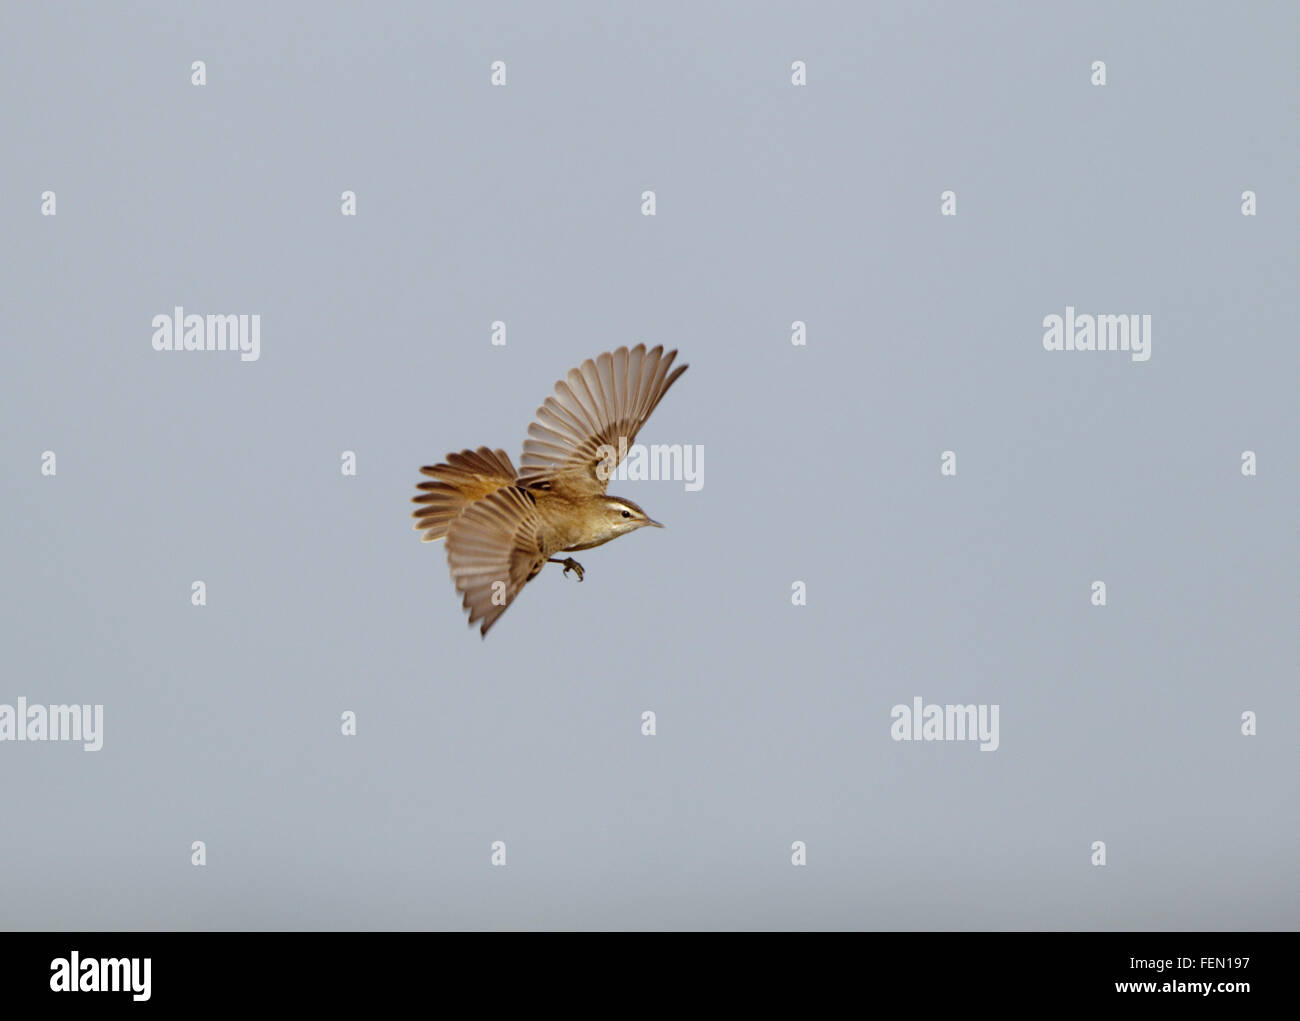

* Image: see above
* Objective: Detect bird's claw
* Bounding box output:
[556,557,584,582]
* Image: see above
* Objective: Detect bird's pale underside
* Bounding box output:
[412,344,688,636]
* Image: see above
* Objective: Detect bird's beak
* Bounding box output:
[646,518,665,528]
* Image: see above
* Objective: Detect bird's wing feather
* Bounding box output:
[444,486,546,636]
[515,344,687,498]
[412,446,517,542]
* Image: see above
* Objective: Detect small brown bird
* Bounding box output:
[412,344,688,636]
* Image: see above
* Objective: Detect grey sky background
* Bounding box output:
[1,1,1296,930]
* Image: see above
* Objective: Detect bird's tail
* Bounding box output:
[411,446,518,542]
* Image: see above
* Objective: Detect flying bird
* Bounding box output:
[412,344,688,636]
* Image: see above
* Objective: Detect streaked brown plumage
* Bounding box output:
[412,344,688,636]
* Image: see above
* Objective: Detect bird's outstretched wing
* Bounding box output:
[444,486,547,636]
[412,446,517,542]
[515,344,687,498]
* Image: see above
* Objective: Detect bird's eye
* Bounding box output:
[621,510,631,518]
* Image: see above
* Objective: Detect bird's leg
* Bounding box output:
[548,557,585,582]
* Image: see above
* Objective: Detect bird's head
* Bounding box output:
[600,496,664,538]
